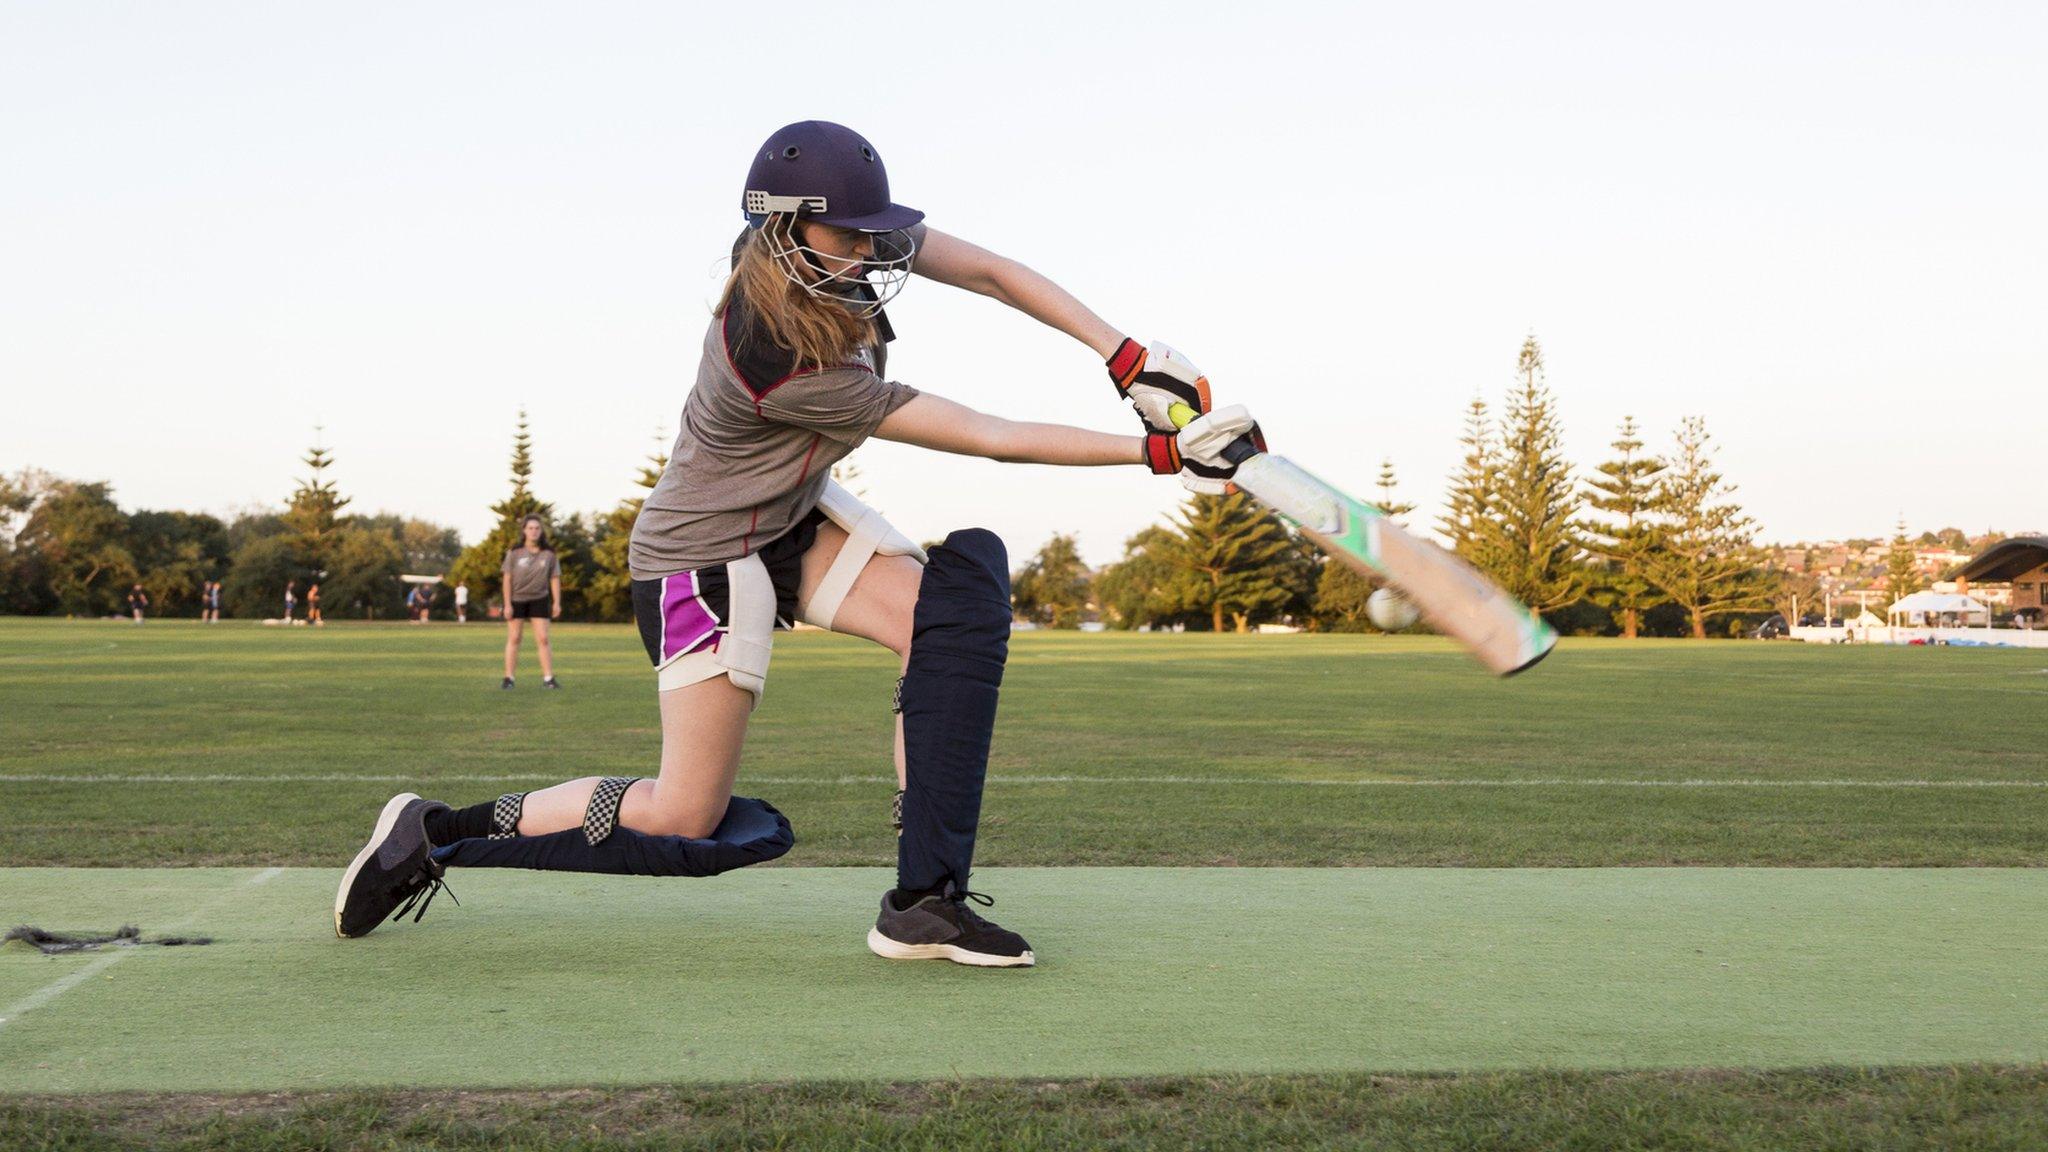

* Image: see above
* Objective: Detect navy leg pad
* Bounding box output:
[430,795,793,877]
[897,527,1011,894]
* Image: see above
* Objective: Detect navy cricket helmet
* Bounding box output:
[742,121,923,232]
[743,121,921,317]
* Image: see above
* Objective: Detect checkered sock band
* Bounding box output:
[583,776,640,846]
[890,678,907,834]
[490,792,526,840]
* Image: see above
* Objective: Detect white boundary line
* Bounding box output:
[0,867,283,1034]
[0,773,2042,789]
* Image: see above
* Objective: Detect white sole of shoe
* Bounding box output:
[867,926,1035,968]
[333,792,420,938]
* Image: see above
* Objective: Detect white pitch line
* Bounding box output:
[0,867,282,1034]
[0,773,2043,789]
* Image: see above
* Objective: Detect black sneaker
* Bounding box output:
[868,888,1034,968]
[542,676,561,689]
[334,793,457,939]
[500,677,515,690]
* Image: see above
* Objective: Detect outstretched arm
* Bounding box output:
[911,228,1123,359]
[911,228,1216,441]
[875,394,1138,466]
[875,394,1263,483]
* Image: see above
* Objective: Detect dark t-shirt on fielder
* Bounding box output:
[502,548,560,603]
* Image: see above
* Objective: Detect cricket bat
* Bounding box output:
[1169,404,1557,676]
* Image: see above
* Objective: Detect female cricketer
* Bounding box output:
[336,120,1262,967]
[500,514,563,689]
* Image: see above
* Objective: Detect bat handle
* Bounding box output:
[1166,402,1261,466]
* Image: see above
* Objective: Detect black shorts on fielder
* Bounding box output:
[508,597,552,620]
[631,508,823,667]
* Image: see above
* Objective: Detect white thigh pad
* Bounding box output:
[798,480,927,631]
[656,552,776,709]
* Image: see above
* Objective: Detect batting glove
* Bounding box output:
[1145,404,1267,494]
[1107,338,1212,435]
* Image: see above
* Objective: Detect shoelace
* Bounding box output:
[389,870,458,925]
[947,889,997,931]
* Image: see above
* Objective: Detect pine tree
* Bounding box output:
[587,431,669,622]
[1579,416,1668,638]
[1642,417,1770,638]
[1376,458,1417,520]
[1011,533,1092,629]
[1163,491,1297,633]
[483,410,553,534]
[1439,397,1497,564]
[1477,335,1589,613]
[1884,518,1925,605]
[449,410,559,608]
[283,432,351,576]
[508,411,537,502]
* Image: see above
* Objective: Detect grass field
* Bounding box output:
[3,617,2047,1148]
[3,618,2045,868]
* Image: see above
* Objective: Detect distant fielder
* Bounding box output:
[335,121,1259,967]
[500,515,562,688]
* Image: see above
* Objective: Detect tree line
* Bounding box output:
[1016,335,1806,638]
[0,412,662,622]
[0,338,1918,634]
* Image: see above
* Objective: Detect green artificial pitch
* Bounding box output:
[3,866,2044,1094]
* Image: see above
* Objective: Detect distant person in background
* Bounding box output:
[200,581,214,623]
[283,580,297,624]
[454,581,469,624]
[127,584,147,625]
[206,580,223,623]
[307,583,324,627]
[500,514,562,689]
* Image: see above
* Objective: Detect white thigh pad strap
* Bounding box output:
[799,480,927,631]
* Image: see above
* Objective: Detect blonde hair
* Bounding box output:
[717,223,875,372]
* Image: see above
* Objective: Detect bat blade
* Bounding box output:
[1234,452,1557,676]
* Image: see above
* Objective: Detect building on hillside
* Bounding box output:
[1954,536,2048,624]
[1913,547,1974,577]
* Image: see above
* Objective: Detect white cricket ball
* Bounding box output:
[1366,587,1420,631]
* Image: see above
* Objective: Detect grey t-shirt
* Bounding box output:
[502,548,560,603]
[629,303,919,578]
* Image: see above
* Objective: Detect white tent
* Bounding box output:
[1887,591,1990,627]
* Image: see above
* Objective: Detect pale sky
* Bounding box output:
[3,2,2042,565]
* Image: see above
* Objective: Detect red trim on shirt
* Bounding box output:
[721,307,876,414]
[738,505,760,557]
[723,309,798,409]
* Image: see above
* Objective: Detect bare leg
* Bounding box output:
[795,522,921,789]
[533,617,555,679]
[496,524,923,844]
[511,674,751,839]
[503,618,523,678]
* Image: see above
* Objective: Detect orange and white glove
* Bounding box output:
[1106,338,1212,435]
[1143,404,1267,495]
